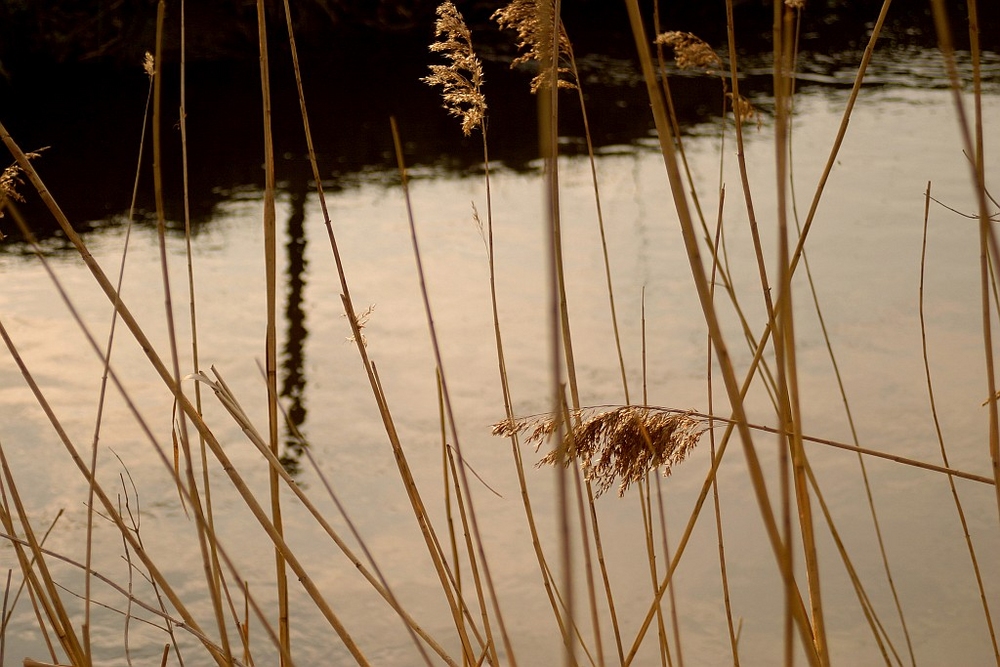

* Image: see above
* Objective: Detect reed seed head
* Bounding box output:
[143,51,156,78]
[422,2,487,136]
[494,406,706,497]
[493,0,577,93]
[344,303,376,347]
[0,163,26,212]
[0,152,40,224]
[727,92,762,129]
[655,31,722,74]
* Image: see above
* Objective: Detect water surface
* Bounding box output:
[2,40,1000,667]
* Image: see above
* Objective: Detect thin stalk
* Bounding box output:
[638,483,671,667]
[150,3,234,662]
[567,48,629,406]
[930,0,1000,528]
[3,194,365,666]
[277,5,479,661]
[177,0,227,648]
[773,3,828,664]
[0,530,244,664]
[707,187,740,666]
[621,2,819,663]
[253,0,289,660]
[920,183,1000,662]
[802,459,900,666]
[0,447,85,666]
[391,117,514,665]
[1,205,234,667]
[84,42,156,667]
[446,448,499,666]
[564,43,627,659]
[533,1,576,665]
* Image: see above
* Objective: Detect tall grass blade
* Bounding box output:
[252,0,290,660]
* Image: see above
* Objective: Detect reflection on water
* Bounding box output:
[279,173,309,475]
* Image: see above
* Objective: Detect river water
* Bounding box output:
[2,33,1000,667]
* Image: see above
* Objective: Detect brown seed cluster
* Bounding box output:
[492,0,577,93]
[422,2,487,136]
[655,31,723,74]
[495,406,705,497]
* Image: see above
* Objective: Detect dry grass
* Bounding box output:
[1,0,997,665]
[654,31,723,74]
[495,408,705,497]
[422,2,486,136]
[493,0,576,92]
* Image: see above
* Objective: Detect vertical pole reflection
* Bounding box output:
[279,179,308,476]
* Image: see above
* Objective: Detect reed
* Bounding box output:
[0,0,997,665]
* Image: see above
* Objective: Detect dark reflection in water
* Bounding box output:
[2,1,996,248]
[279,172,309,476]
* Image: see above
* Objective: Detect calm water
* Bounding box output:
[2,45,1000,666]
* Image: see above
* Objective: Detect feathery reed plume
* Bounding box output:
[493,0,576,92]
[0,151,42,216]
[0,163,26,214]
[423,2,486,136]
[143,51,156,78]
[494,407,706,497]
[727,92,762,129]
[654,31,723,75]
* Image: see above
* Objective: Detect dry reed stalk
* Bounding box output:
[149,3,235,661]
[770,3,829,663]
[636,482,673,666]
[444,448,497,665]
[425,2,602,660]
[424,5,597,661]
[565,425,606,667]
[929,0,1000,528]
[0,529,245,663]
[272,4,478,661]
[722,0,774,331]
[706,186,740,666]
[176,0,230,646]
[391,114,515,665]
[920,183,1000,661]
[496,407,705,498]
[438,377,465,667]
[201,366,461,667]
[0,445,87,667]
[622,2,819,662]
[802,459,902,664]
[783,5,917,655]
[252,0,290,661]
[634,292,674,666]
[495,7,630,651]
[83,46,160,667]
[0,192,354,666]
[530,4,586,663]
